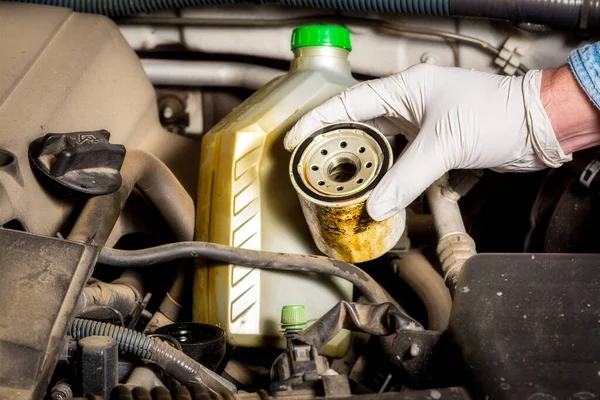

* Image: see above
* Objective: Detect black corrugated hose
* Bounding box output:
[8,0,600,32]
[70,318,237,395]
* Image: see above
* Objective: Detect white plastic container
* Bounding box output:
[194,26,358,356]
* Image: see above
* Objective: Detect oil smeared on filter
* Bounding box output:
[290,122,405,263]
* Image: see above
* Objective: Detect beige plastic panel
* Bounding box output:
[0,3,200,237]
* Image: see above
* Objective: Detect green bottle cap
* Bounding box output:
[291,25,352,51]
[281,305,308,330]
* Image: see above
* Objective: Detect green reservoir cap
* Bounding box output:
[291,25,352,51]
[281,305,308,330]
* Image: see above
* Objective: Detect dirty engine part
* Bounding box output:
[0,229,96,399]
[28,130,126,196]
[449,253,600,398]
[3,1,600,399]
[290,122,404,263]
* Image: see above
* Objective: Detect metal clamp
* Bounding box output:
[579,159,600,188]
[579,0,591,35]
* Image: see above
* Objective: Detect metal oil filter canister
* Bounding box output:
[290,122,405,263]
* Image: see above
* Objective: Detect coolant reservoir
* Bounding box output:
[194,26,358,355]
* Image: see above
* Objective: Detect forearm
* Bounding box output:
[541,66,600,155]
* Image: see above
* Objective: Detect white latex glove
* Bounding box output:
[285,64,571,221]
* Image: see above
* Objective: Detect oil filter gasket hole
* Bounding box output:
[327,155,358,183]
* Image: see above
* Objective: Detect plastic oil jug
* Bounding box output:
[194,26,358,355]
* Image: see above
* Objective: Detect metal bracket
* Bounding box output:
[128,292,152,329]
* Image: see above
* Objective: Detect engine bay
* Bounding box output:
[1,2,599,399]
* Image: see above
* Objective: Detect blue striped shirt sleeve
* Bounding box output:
[569,42,600,110]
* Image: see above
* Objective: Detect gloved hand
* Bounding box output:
[285,64,571,221]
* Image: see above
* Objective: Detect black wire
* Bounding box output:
[98,241,423,330]
[100,242,392,306]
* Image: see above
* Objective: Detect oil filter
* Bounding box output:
[290,122,405,263]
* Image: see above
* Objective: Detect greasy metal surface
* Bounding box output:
[0,3,200,238]
[298,196,404,262]
[291,123,403,263]
[0,228,96,400]
[194,46,356,354]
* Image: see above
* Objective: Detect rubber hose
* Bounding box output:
[68,149,194,245]
[71,318,154,358]
[70,319,236,394]
[451,0,600,32]
[11,0,448,16]
[77,281,141,319]
[10,0,599,31]
[390,252,452,331]
[98,241,390,305]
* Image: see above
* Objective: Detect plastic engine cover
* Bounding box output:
[0,3,195,240]
[449,254,600,398]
